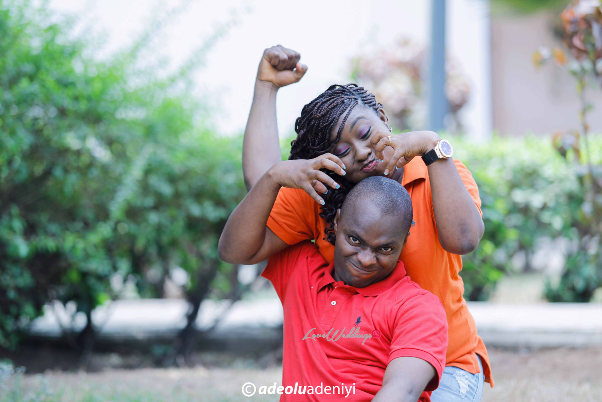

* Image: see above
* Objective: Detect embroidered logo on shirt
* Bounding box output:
[354,316,361,326]
[302,327,373,345]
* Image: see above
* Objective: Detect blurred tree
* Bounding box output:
[0,0,138,353]
[121,129,247,366]
[0,0,247,364]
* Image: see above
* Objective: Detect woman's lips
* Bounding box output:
[361,159,378,172]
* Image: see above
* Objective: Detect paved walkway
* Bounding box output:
[29,299,602,348]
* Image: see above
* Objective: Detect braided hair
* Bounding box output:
[289,83,386,245]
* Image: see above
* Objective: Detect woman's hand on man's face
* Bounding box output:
[267,154,347,205]
[371,130,441,177]
[256,45,308,89]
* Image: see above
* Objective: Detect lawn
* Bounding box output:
[1,347,601,401]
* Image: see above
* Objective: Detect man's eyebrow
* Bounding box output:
[349,116,367,131]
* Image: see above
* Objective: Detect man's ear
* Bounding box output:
[334,209,341,233]
[402,231,410,247]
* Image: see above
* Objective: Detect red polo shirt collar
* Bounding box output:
[316,260,408,297]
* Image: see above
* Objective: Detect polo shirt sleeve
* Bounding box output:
[267,187,319,245]
[454,159,483,217]
[261,241,314,301]
[388,291,448,391]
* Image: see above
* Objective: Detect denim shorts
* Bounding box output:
[430,355,485,402]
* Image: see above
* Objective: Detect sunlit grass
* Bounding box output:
[0,361,280,402]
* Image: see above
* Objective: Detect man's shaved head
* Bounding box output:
[332,176,413,288]
[340,176,413,238]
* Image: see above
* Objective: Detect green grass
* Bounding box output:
[0,365,191,402]
[1,378,192,402]
[0,361,280,402]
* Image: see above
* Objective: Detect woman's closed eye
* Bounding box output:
[359,127,372,140]
[335,146,350,157]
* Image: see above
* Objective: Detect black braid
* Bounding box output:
[289,84,386,245]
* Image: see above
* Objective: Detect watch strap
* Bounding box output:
[422,148,439,166]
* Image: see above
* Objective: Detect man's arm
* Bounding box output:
[372,357,436,402]
[243,45,307,190]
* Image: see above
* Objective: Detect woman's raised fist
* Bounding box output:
[256,45,308,88]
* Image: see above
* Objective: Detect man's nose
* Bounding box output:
[356,248,376,267]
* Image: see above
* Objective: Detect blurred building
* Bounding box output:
[491,11,602,136]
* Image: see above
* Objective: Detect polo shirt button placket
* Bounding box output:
[319,286,354,327]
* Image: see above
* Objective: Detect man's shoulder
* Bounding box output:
[384,277,444,313]
[286,240,323,258]
[262,241,328,298]
[269,240,325,268]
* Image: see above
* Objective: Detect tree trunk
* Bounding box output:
[77,303,95,370]
[173,260,219,366]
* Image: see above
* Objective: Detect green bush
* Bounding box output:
[0,0,246,353]
[455,134,601,301]
[0,0,135,348]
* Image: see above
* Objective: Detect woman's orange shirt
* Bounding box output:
[267,157,493,386]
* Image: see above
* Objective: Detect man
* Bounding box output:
[219,167,448,401]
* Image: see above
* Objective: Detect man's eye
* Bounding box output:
[360,127,372,140]
[380,247,393,253]
[349,236,360,244]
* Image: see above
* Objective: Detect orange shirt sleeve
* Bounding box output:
[267,187,319,245]
[454,159,482,217]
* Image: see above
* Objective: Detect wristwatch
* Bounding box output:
[422,139,453,166]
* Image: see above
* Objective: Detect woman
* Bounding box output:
[230,45,492,401]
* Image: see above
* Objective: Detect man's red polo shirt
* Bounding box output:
[262,241,448,402]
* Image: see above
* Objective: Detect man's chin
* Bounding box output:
[347,275,373,288]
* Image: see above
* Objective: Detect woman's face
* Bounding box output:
[329,106,394,183]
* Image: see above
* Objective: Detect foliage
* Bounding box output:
[532,0,602,302]
[455,135,588,301]
[0,0,246,354]
[0,0,134,349]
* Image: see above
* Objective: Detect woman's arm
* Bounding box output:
[373,131,483,255]
[428,157,484,255]
[243,45,307,190]
[219,157,344,265]
[219,166,287,265]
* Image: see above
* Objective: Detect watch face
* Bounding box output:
[440,140,453,157]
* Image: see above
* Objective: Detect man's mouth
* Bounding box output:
[349,260,376,275]
[361,159,379,172]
